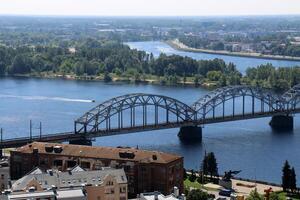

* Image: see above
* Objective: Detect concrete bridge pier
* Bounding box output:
[269,115,294,131]
[178,126,202,142]
[69,136,92,146]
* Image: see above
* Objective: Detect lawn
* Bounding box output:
[184,178,202,190]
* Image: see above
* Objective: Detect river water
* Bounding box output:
[1,41,300,184]
[127,41,300,74]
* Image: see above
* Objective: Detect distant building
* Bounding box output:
[232,44,242,52]
[10,142,183,197]
[10,166,127,200]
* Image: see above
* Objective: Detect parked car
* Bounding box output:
[219,189,232,197]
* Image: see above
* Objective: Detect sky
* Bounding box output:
[0,0,299,16]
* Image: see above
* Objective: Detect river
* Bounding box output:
[1,41,300,184]
[127,41,300,74]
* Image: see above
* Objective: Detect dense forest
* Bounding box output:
[1,16,300,92]
[1,38,300,92]
[0,39,241,85]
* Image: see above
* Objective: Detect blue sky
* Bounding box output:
[0,0,299,16]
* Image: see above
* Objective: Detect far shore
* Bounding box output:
[167,39,300,62]
[3,73,217,89]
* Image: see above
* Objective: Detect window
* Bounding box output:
[40,158,48,165]
[1,174,4,180]
[66,160,77,168]
[53,160,63,167]
[124,165,131,171]
[106,181,114,186]
[80,161,90,169]
[120,186,126,193]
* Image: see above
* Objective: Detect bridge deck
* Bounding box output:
[1,109,299,149]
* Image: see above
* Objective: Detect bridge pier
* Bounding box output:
[269,115,294,131]
[178,126,202,143]
[69,136,92,146]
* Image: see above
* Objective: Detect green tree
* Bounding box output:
[104,71,112,82]
[269,192,285,200]
[74,61,84,76]
[202,152,218,180]
[246,189,264,200]
[282,160,291,192]
[9,54,32,74]
[207,71,222,81]
[194,75,202,86]
[290,167,297,193]
[189,170,197,182]
[218,75,227,87]
[187,189,209,200]
[274,79,289,92]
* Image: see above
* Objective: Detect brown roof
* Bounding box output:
[13,142,182,164]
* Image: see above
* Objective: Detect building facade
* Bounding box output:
[10,167,127,200]
[10,142,183,197]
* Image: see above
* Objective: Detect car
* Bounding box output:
[219,189,232,197]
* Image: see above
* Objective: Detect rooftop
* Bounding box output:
[13,142,182,164]
[11,167,127,192]
[6,189,86,200]
[139,192,181,200]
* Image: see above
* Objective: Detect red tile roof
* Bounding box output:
[14,142,182,164]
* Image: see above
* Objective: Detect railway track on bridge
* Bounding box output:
[1,85,299,149]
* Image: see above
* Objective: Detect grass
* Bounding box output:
[273,191,300,200]
[184,178,202,190]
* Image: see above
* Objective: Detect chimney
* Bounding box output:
[180,194,186,200]
[173,186,179,197]
[154,191,159,200]
[67,168,72,175]
[48,169,53,176]
[51,185,57,194]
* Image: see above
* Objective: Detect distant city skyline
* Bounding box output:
[0,0,300,16]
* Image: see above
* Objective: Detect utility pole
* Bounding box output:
[39,122,42,140]
[0,128,3,158]
[1,128,2,144]
[30,120,32,141]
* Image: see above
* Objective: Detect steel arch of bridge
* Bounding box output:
[192,85,285,119]
[282,84,300,110]
[75,93,195,134]
[75,85,300,135]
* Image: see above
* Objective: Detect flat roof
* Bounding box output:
[8,191,55,199]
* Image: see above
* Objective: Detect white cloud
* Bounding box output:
[0,0,299,16]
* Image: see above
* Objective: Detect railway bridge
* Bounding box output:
[1,84,300,148]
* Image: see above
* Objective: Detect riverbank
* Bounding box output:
[167,39,300,62]
[6,73,218,89]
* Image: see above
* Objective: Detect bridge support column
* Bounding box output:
[69,136,92,146]
[269,115,294,131]
[178,126,202,143]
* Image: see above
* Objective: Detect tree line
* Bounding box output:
[1,39,300,92]
[0,39,240,83]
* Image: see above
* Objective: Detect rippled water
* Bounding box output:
[1,76,299,184]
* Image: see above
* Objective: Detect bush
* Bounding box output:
[187,189,209,200]
[189,170,197,182]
